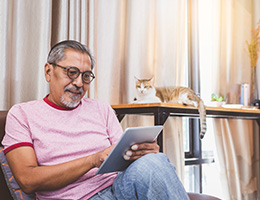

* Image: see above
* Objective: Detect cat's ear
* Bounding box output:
[149,77,154,83]
[134,76,139,82]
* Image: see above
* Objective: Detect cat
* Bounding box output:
[133,77,207,139]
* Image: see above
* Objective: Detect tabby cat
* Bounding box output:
[133,77,207,139]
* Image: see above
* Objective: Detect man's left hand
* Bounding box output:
[123,140,159,160]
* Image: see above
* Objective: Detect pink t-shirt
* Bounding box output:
[2,96,123,199]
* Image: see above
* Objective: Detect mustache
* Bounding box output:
[64,86,84,94]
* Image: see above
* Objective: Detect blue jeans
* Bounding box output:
[89,153,189,200]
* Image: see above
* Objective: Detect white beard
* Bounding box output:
[61,95,81,108]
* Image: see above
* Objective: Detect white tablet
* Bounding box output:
[96,125,163,174]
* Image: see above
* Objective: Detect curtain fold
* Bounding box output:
[94,0,126,104]
[0,0,51,109]
[213,119,256,199]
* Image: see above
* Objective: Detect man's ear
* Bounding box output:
[44,63,52,82]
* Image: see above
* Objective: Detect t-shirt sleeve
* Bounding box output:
[105,104,123,145]
[2,105,33,154]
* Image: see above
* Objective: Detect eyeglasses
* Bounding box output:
[49,63,95,84]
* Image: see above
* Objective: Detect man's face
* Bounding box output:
[45,49,92,108]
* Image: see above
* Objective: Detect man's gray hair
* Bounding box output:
[47,40,95,69]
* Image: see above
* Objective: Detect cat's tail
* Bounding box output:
[198,99,207,139]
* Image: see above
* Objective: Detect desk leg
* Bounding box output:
[154,111,169,152]
[117,114,125,122]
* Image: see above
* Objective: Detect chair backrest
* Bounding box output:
[0,110,13,199]
[188,192,222,200]
[0,111,8,142]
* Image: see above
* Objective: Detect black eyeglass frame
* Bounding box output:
[49,63,95,84]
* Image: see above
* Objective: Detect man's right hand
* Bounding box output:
[91,144,115,168]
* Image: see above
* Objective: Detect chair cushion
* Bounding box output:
[188,192,221,200]
[0,147,35,200]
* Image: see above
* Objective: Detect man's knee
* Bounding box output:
[127,153,176,177]
[113,153,188,200]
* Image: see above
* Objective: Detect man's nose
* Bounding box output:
[72,74,84,87]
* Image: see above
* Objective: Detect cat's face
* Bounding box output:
[135,79,153,95]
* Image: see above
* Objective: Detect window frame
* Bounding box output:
[184,0,215,193]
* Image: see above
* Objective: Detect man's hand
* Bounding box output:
[91,145,115,168]
[123,140,159,161]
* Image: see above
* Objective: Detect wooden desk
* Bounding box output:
[111,103,260,152]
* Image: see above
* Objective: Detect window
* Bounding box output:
[183,1,222,197]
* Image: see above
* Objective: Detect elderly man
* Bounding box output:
[2,40,189,199]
